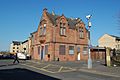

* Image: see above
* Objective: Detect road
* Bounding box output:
[0,60,119,80]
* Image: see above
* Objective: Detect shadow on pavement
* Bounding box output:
[0,68,60,80]
[0,64,17,67]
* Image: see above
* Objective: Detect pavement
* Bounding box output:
[24,59,120,77]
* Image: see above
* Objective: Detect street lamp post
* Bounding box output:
[86,15,92,69]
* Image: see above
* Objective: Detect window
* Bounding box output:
[79,27,84,38]
[60,23,66,36]
[38,46,40,54]
[13,47,15,49]
[40,26,43,36]
[59,45,65,55]
[43,27,46,35]
[32,35,34,45]
[77,47,80,53]
[45,45,48,55]
[40,23,46,36]
[69,46,74,54]
[44,24,46,27]
[17,47,19,49]
[118,44,120,49]
[83,47,88,54]
[13,50,15,52]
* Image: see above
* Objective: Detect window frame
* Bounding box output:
[79,27,84,39]
[69,46,74,55]
[45,45,48,55]
[60,23,66,36]
[39,23,47,36]
[83,47,88,54]
[59,45,66,55]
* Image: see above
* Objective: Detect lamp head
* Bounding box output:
[86,15,92,20]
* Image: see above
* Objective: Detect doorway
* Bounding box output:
[40,46,45,60]
[77,53,81,60]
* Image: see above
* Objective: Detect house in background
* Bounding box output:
[10,38,31,55]
[98,34,120,49]
[30,8,89,61]
[22,40,29,53]
[10,41,22,54]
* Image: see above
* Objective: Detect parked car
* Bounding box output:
[0,54,3,59]
[17,53,26,60]
[0,54,14,59]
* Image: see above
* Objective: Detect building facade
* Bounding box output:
[22,40,29,53]
[10,38,31,55]
[30,8,89,61]
[10,41,22,54]
[98,34,120,49]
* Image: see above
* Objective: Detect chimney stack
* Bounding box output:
[43,8,47,13]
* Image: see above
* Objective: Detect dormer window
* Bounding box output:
[40,23,46,36]
[60,23,66,36]
[79,27,84,38]
[43,23,46,35]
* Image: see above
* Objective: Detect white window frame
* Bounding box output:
[69,46,74,55]
[83,47,88,54]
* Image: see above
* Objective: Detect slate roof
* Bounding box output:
[45,12,83,29]
[22,40,28,44]
[46,12,59,25]
[30,31,37,35]
[110,35,120,40]
[12,41,21,45]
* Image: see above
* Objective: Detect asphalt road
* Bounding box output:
[0,59,119,80]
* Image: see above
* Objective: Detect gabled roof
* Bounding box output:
[41,11,84,29]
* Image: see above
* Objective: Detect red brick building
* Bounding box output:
[30,8,88,61]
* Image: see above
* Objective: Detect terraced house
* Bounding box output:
[30,8,88,61]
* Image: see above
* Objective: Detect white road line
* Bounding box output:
[41,64,51,69]
[58,66,63,72]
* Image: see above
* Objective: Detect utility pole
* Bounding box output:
[86,15,92,69]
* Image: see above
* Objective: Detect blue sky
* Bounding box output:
[0,0,120,51]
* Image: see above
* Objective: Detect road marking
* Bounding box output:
[21,62,76,73]
[21,64,42,71]
[41,64,51,69]
[21,63,56,73]
[58,66,63,72]
[40,68,56,73]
